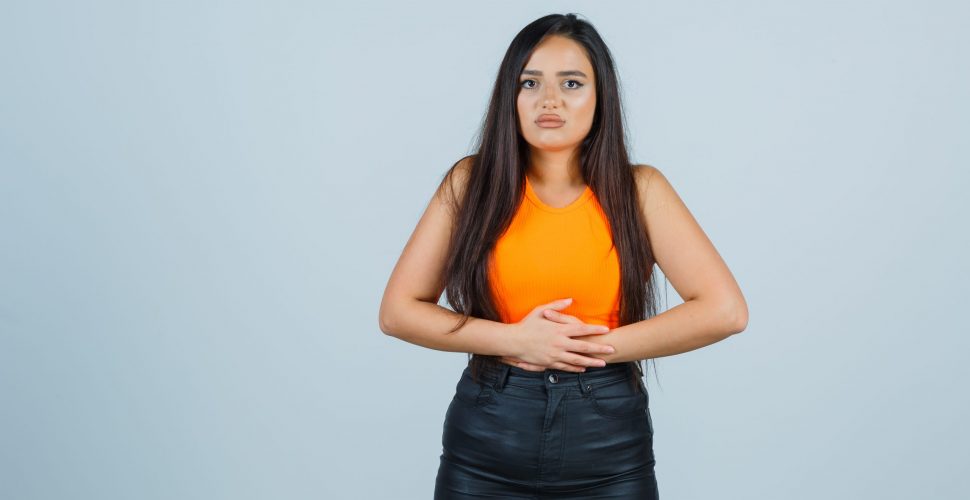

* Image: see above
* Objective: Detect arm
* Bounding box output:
[578,165,748,363]
[381,299,518,356]
[378,157,516,356]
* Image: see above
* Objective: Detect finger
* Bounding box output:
[542,309,582,324]
[549,361,587,373]
[568,340,616,356]
[563,323,611,337]
[564,353,608,368]
[534,297,573,315]
[500,356,546,372]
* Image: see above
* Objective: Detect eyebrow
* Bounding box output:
[520,69,589,78]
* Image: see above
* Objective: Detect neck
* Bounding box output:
[526,147,583,187]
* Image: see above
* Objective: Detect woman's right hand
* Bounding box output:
[504,298,616,373]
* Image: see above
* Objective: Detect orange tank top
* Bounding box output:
[487,175,621,328]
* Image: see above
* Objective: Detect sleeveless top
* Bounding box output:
[487,175,622,328]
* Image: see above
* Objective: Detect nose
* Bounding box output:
[542,86,560,109]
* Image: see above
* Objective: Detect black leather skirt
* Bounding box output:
[434,357,658,499]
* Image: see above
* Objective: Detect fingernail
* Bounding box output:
[607,347,615,353]
[564,298,573,303]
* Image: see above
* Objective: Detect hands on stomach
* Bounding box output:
[499,297,616,373]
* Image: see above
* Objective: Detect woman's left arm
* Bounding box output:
[585,164,748,363]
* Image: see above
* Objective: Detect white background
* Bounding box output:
[1,1,967,498]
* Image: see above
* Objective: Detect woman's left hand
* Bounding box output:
[500,308,612,372]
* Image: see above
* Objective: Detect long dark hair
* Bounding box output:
[438,13,663,390]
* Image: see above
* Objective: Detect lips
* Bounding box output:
[536,114,564,124]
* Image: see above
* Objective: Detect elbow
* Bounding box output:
[704,293,747,337]
[379,314,399,337]
[379,314,394,336]
[381,296,435,338]
[378,301,399,337]
[723,297,748,335]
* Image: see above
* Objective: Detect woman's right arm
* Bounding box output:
[378,157,518,356]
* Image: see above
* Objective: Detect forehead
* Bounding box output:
[522,36,594,76]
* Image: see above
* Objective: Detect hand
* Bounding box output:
[503,298,616,373]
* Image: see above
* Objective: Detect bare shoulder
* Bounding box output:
[434,154,476,212]
[631,163,679,218]
[632,163,659,190]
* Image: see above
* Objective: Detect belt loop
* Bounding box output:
[577,371,591,394]
[494,363,511,391]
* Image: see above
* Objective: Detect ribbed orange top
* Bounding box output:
[487,176,621,328]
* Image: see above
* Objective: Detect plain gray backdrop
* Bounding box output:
[1,1,967,499]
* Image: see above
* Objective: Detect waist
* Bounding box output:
[471,354,637,386]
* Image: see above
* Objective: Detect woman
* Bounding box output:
[379,13,748,499]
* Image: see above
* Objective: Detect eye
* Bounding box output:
[520,79,537,89]
[564,80,584,89]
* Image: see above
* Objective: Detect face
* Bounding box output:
[516,35,597,153]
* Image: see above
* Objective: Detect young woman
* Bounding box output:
[379,13,748,499]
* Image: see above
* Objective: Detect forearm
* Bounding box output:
[380,299,518,356]
[581,298,743,363]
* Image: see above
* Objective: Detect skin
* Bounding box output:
[378,35,748,373]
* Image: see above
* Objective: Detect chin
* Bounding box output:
[530,138,581,150]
